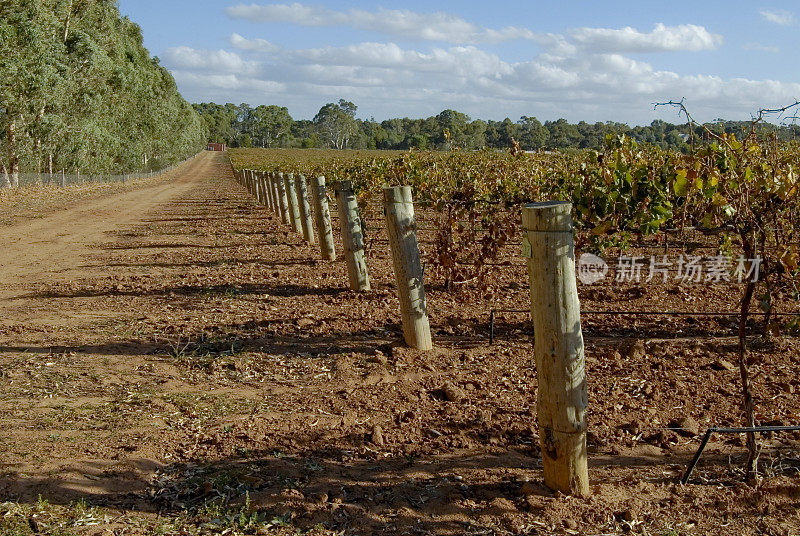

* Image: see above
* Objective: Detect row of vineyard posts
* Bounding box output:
[234,165,591,496]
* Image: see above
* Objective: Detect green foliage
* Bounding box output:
[0,0,206,177]
[198,99,800,155]
[231,128,800,298]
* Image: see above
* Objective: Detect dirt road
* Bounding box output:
[0,151,798,535]
[0,154,211,299]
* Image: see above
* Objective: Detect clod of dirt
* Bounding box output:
[711,358,737,371]
[371,424,385,446]
[668,416,700,437]
[296,317,315,328]
[519,480,548,496]
[645,430,679,449]
[441,381,466,403]
[310,492,328,504]
[486,497,517,515]
[367,352,388,366]
[626,340,646,359]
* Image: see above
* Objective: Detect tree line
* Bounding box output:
[196,100,800,153]
[0,0,207,187]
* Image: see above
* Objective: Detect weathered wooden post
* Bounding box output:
[284,174,303,234]
[383,186,432,351]
[265,172,275,211]
[309,176,336,261]
[334,180,370,291]
[295,175,316,244]
[273,173,281,215]
[522,201,589,497]
[258,172,267,206]
[276,173,290,225]
[269,173,279,214]
[259,172,268,205]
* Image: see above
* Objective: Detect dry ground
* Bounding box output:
[0,151,798,536]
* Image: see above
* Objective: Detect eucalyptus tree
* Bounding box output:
[0,0,206,185]
[314,99,358,150]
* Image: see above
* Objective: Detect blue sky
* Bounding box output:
[117,1,800,125]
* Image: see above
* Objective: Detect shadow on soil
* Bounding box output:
[0,442,778,535]
[14,282,348,300]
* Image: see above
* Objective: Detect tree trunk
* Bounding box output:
[63,2,72,42]
[6,118,19,188]
[1,162,9,189]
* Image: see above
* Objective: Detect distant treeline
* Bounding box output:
[195,100,800,153]
[0,0,207,186]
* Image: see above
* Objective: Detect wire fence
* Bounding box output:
[4,152,203,189]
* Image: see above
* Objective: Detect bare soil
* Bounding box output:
[0,151,798,535]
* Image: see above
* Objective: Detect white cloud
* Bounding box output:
[163,47,258,75]
[163,36,800,124]
[570,23,722,53]
[162,7,799,124]
[292,43,513,78]
[229,33,280,53]
[227,2,332,26]
[743,42,780,53]
[760,9,796,25]
[226,3,537,44]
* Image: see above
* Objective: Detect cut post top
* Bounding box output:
[384,185,414,204]
[522,201,573,233]
[524,200,571,210]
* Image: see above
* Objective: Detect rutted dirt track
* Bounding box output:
[0,151,799,535]
[0,157,205,300]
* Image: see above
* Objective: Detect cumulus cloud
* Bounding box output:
[163,47,258,75]
[760,9,796,26]
[570,23,722,53]
[229,33,280,53]
[161,7,799,123]
[226,2,536,44]
[163,35,800,123]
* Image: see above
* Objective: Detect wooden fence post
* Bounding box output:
[284,174,303,234]
[268,176,281,217]
[276,173,290,225]
[334,180,370,291]
[274,173,282,215]
[522,200,589,497]
[309,176,336,261]
[259,172,268,206]
[383,186,432,351]
[265,172,275,211]
[295,174,316,244]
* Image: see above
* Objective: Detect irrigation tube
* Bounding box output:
[681,425,800,484]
